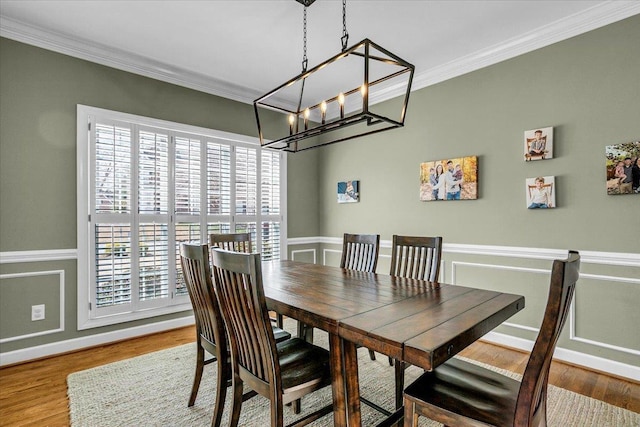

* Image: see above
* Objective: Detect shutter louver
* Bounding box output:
[207,142,231,215]
[261,222,281,261]
[139,224,169,300]
[139,131,169,214]
[236,147,257,215]
[95,224,132,307]
[261,151,280,215]
[175,136,201,215]
[95,124,131,213]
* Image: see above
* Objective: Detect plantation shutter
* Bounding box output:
[82,106,286,326]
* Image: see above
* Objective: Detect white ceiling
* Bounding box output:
[1,1,639,106]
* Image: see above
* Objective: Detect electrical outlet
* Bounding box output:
[31,304,45,321]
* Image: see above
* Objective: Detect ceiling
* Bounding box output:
[1,1,639,106]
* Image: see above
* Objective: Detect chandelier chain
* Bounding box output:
[302,6,308,72]
[341,0,349,51]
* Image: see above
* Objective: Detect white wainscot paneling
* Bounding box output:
[0,270,65,343]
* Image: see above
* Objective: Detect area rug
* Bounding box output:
[68,324,639,427]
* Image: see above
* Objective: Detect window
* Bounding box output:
[77,105,287,329]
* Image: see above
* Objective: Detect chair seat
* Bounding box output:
[277,338,331,396]
[404,357,520,426]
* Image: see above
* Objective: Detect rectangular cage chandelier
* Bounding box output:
[254,0,415,153]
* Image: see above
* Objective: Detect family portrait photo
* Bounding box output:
[420,156,478,201]
[524,126,553,161]
[605,141,640,195]
[526,176,556,209]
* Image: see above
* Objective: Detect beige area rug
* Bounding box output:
[68,323,639,427]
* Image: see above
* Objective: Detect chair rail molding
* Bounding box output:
[0,249,78,264]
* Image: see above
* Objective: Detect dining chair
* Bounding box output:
[180,243,290,427]
[389,235,443,409]
[210,232,283,328]
[389,235,442,282]
[340,233,380,364]
[210,248,333,427]
[340,233,380,273]
[209,232,253,253]
[403,250,580,427]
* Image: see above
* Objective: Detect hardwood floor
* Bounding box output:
[0,325,638,426]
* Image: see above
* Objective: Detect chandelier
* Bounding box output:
[254,0,414,152]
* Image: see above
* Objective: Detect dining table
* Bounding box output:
[261,260,525,427]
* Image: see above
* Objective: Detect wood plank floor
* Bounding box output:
[0,325,638,426]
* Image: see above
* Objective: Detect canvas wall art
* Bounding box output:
[420,156,478,201]
[524,126,553,161]
[606,141,639,195]
[526,176,556,209]
[337,180,359,203]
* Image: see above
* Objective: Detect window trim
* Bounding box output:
[77,104,287,330]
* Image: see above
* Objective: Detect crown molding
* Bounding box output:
[411,1,640,92]
[0,16,262,105]
[2,2,639,106]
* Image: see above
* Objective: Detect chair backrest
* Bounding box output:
[340,233,380,273]
[210,248,281,395]
[389,235,442,282]
[210,232,252,253]
[180,243,226,352]
[515,250,580,426]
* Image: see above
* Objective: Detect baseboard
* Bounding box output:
[483,331,640,382]
[0,315,195,367]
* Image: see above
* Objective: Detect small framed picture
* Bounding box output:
[526,176,556,209]
[606,141,639,195]
[337,180,359,203]
[524,127,553,161]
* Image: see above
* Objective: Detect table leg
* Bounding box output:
[343,338,362,427]
[329,333,347,426]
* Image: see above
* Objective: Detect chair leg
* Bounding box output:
[228,375,244,427]
[368,349,377,361]
[395,360,405,410]
[211,358,229,427]
[403,398,417,427]
[292,398,301,414]
[277,313,284,329]
[272,396,284,427]
[388,356,394,366]
[188,344,205,407]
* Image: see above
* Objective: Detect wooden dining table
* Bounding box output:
[261,260,525,427]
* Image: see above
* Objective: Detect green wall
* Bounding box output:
[0,37,318,353]
[317,15,639,251]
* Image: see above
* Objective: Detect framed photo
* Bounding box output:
[420,156,478,201]
[526,176,556,209]
[606,141,639,195]
[337,180,359,203]
[524,127,553,161]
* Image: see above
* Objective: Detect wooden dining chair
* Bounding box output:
[209,232,253,253]
[389,235,443,408]
[403,250,580,427]
[340,233,380,273]
[210,248,333,427]
[389,235,443,282]
[340,233,380,363]
[180,243,290,427]
[210,232,283,328]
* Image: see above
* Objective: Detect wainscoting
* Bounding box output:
[289,237,640,381]
[1,241,639,382]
